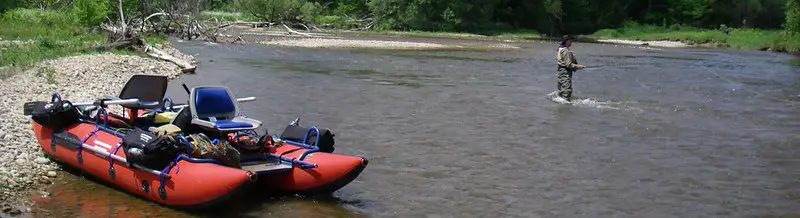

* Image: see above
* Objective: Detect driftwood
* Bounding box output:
[144,44,196,72]
[93,0,197,73]
[282,24,312,37]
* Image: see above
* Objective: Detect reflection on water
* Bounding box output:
[30,38,800,217]
[31,166,366,218]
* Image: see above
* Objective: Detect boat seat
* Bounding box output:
[188,86,261,133]
[118,75,169,110]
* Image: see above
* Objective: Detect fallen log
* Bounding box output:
[143,44,196,73]
[282,24,312,37]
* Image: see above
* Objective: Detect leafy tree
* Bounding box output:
[71,0,111,26]
[788,0,800,33]
[235,0,320,23]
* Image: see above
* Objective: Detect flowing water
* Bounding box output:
[29,37,800,218]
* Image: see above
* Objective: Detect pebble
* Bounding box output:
[34,157,49,164]
[0,48,193,209]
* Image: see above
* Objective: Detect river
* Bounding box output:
[29,37,800,217]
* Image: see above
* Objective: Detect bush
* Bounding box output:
[71,0,111,26]
[1,8,76,26]
[0,9,84,39]
[235,0,317,23]
[788,0,800,33]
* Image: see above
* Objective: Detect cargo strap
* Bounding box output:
[77,108,107,164]
[156,154,184,200]
[107,142,122,179]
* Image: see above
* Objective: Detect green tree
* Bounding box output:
[235,0,320,23]
[71,0,111,26]
[788,0,800,33]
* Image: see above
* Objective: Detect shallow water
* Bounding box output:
[30,38,800,217]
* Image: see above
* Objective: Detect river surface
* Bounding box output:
[29,37,800,218]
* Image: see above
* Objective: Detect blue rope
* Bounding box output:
[78,108,105,157]
[108,142,122,168]
[51,92,61,104]
[177,135,193,154]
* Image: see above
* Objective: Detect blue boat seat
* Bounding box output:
[189,86,261,133]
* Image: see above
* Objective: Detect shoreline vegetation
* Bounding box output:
[591,23,800,53]
[1,8,798,76]
[198,11,800,53]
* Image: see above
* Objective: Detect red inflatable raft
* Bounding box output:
[31,121,252,208]
[24,75,369,208]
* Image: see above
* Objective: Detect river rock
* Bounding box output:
[34,157,49,164]
[46,171,56,177]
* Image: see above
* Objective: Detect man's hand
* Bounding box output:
[577,65,586,70]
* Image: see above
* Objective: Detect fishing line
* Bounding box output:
[698,64,797,104]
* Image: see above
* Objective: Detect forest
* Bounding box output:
[1,0,797,35]
[0,0,798,70]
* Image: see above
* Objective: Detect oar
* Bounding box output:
[71,98,141,107]
[182,83,190,94]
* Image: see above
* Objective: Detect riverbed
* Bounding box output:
[28,36,800,217]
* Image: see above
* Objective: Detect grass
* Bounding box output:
[0,8,171,79]
[0,9,105,76]
[592,23,800,53]
[143,33,169,45]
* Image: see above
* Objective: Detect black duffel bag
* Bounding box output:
[280,125,335,153]
[26,100,81,129]
[122,128,180,170]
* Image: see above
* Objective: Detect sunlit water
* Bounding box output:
[29,38,800,218]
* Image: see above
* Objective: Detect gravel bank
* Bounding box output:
[259,37,521,51]
[261,38,451,49]
[596,39,689,48]
[0,51,192,212]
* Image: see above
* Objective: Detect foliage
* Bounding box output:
[200,11,258,21]
[234,0,321,23]
[71,0,111,26]
[0,9,104,72]
[788,0,800,33]
[592,25,800,53]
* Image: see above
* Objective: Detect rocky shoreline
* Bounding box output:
[596,39,689,48]
[0,47,193,215]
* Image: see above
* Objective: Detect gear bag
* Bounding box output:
[122,128,180,170]
[185,133,241,168]
[26,101,81,129]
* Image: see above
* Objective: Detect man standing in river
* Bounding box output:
[554,35,585,103]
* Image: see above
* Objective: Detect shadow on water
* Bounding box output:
[30,161,365,218]
[787,59,800,66]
